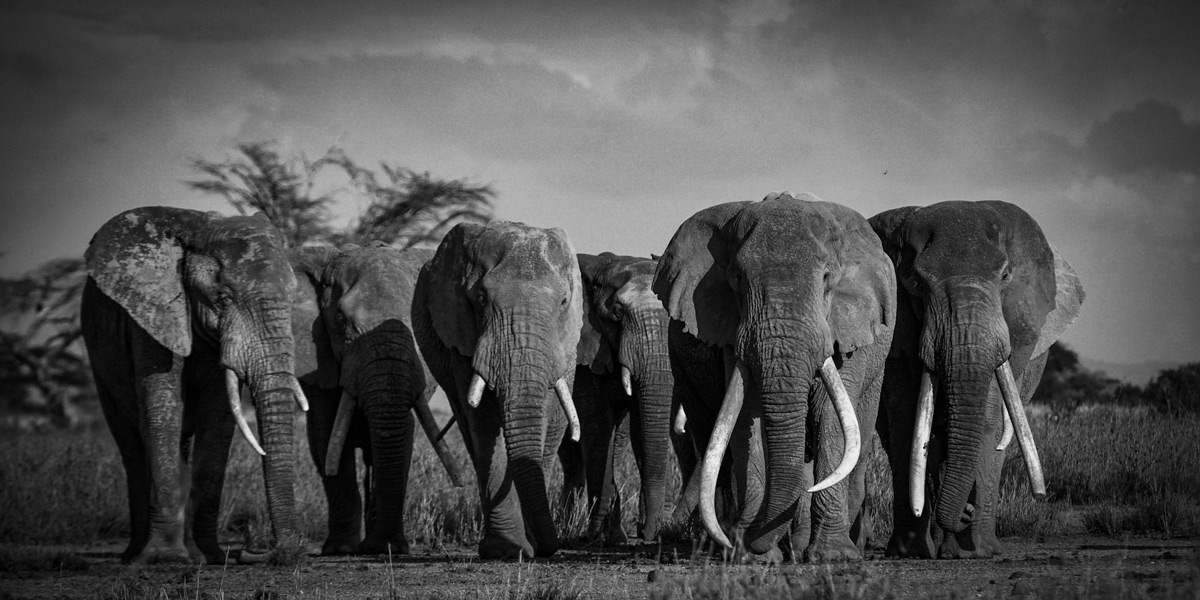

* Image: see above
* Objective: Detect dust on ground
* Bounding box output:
[2,535,1197,599]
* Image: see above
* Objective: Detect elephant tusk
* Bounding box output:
[290,378,310,412]
[910,370,935,517]
[414,397,465,487]
[554,378,582,442]
[996,361,1046,499]
[673,405,688,435]
[700,358,746,550]
[466,372,487,408]
[434,415,457,444]
[621,365,633,397]
[997,399,1014,451]
[325,390,356,476]
[226,369,265,456]
[809,357,861,493]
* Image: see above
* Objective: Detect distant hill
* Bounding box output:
[1081,357,1183,385]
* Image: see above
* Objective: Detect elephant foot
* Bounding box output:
[937,526,1003,559]
[479,531,535,560]
[804,537,861,563]
[126,541,192,565]
[190,540,230,565]
[885,529,936,559]
[728,545,783,565]
[321,532,364,556]
[359,534,410,556]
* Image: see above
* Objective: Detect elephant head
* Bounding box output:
[288,242,439,555]
[870,201,1084,542]
[83,207,307,557]
[413,221,583,558]
[654,192,895,555]
[575,252,672,540]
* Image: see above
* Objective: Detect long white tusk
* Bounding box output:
[910,370,935,517]
[621,365,633,397]
[809,357,861,493]
[226,369,265,456]
[554,378,582,442]
[700,358,746,550]
[674,405,688,435]
[467,372,486,408]
[290,378,309,412]
[996,400,1013,451]
[325,390,356,476]
[996,361,1046,499]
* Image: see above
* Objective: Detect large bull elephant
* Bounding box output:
[653,192,896,562]
[80,207,308,564]
[870,201,1084,559]
[563,252,678,544]
[289,242,463,556]
[412,221,584,559]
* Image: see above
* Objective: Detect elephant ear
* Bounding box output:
[289,247,341,389]
[575,253,615,374]
[424,222,485,356]
[653,202,749,348]
[1032,245,1085,358]
[84,207,208,357]
[827,212,897,355]
[867,205,922,265]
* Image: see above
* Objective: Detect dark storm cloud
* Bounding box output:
[1085,99,1200,176]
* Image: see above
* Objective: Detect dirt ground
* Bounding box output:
[2,535,1197,600]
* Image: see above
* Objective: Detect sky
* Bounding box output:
[1,0,1197,367]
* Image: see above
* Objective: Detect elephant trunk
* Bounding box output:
[932,328,1003,534]
[745,328,819,555]
[621,307,672,541]
[496,350,560,557]
[355,350,418,545]
[225,300,300,541]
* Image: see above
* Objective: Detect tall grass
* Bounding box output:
[1,405,1198,552]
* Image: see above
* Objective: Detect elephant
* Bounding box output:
[870,200,1084,559]
[289,242,464,556]
[562,252,679,544]
[412,220,584,559]
[80,207,308,564]
[653,192,896,562]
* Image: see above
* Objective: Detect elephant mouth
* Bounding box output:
[464,371,581,442]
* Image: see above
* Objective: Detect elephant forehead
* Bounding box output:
[477,228,571,278]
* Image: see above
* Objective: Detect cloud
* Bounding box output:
[1085,99,1200,176]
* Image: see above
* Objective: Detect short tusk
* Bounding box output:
[554,378,581,442]
[673,405,688,435]
[325,390,356,476]
[700,358,746,550]
[996,361,1046,499]
[910,370,934,517]
[996,400,1013,451]
[467,372,486,408]
[226,369,264,456]
[290,378,309,412]
[809,357,861,493]
[621,365,633,397]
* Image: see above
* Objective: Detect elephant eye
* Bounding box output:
[610,302,625,321]
[475,289,487,306]
[560,296,570,311]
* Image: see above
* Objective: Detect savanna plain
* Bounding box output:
[2,404,1199,600]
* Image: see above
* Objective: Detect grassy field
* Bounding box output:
[1,405,1199,598]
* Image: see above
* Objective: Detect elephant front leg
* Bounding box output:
[804,392,858,563]
[304,385,363,555]
[133,352,192,564]
[879,359,936,558]
[183,359,237,564]
[468,404,534,559]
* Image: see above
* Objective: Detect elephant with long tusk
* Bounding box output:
[412,221,584,559]
[653,192,896,562]
[871,200,1084,559]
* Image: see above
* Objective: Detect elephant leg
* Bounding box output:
[597,403,629,545]
[804,378,859,563]
[358,396,414,556]
[466,396,533,559]
[879,357,935,558]
[303,384,363,555]
[182,354,235,564]
[132,333,190,564]
[98,383,152,563]
[557,440,586,520]
[576,376,624,545]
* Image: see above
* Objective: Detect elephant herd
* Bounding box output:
[79,192,1084,566]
